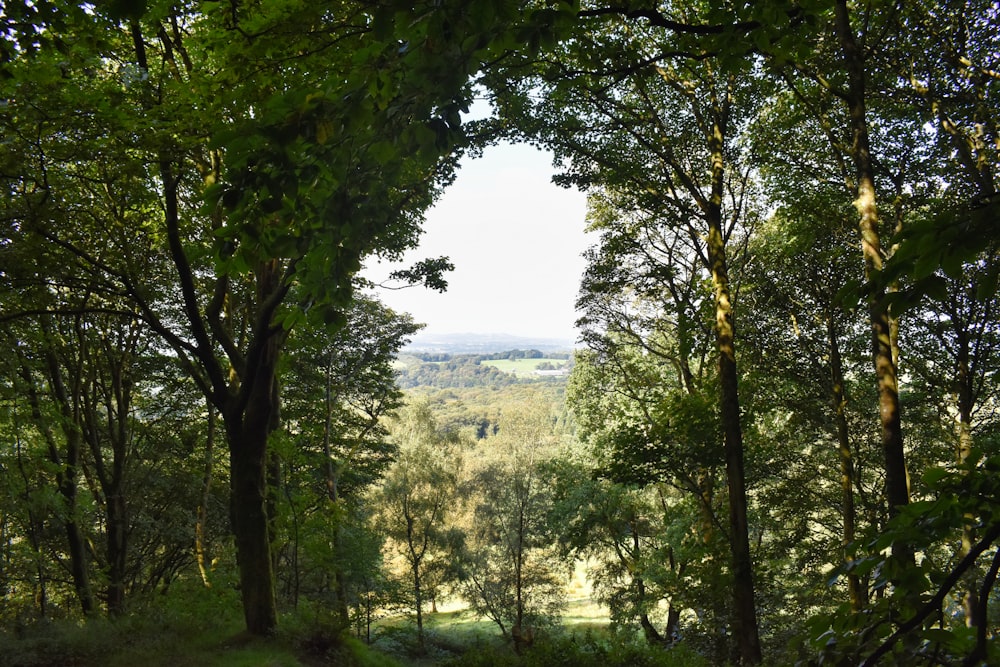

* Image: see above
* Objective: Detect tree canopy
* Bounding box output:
[1,1,999,665]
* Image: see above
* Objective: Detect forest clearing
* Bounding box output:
[2,1,999,665]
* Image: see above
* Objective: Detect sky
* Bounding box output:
[363,142,591,342]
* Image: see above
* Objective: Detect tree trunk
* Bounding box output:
[324,357,351,627]
[55,415,96,616]
[631,516,664,645]
[412,556,425,652]
[664,604,681,644]
[955,329,979,627]
[97,342,131,618]
[13,405,50,619]
[833,0,909,523]
[828,316,865,610]
[22,351,96,616]
[225,322,281,635]
[228,419,278,635]
[513,502,528,655]
[196,400,216,588]
[105,487,128,616]
[706,130,761,664]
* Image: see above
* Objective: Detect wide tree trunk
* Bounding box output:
[225,326,281,635]
[228,419,278,634]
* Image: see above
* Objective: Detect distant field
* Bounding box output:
[479,358,570,376]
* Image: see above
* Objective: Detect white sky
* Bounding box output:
[363,142,591,341]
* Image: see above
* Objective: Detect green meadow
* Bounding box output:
[476,358,569,376]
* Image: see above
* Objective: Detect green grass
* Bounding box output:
[478,358,569,377]
[0,591,706,667]
[560,598,611,634]
[0,582,396,667]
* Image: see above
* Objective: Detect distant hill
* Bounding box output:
[403,332,576,355]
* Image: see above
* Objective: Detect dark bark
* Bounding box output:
[19,347,97,616]
[227,403,278,635]
[833,0,909,523]
[105,490,128,616]
[706,125,761,665]
[226,284,282,635]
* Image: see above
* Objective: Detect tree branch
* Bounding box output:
[862,520,1000,666]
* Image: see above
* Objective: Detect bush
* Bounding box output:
[0,580,263,667]
[442,630,709,667]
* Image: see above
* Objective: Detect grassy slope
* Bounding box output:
[477,358,569,376]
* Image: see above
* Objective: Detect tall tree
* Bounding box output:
[491,10,766,659]
[0,0,541,633]
[377,401,464,653]
[462,404,565,652]
[740,190,876,612]
[568,344,734,657]
[277,296,418,622]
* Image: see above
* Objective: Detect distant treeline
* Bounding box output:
[396,350,573,389]
[414,349,572,363]
[396,361,518,389]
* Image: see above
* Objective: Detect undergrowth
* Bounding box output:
[0,586,706,667]
[440,628,709,667]
[0,580,393,667]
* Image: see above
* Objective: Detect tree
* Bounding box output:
[739,192,882,615]
[377,401,464,653]
[0,305,220,618]
[275,296,418,622]
[489,10,767,659]
[568,345,736,657]
[0,0,544,634]
[461,403,565,652]
[548,456,688,646]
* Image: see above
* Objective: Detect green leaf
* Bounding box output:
[921,466,949,486]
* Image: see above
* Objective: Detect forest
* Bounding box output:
[0,0,998,665]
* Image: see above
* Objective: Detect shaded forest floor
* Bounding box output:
[0,589,706,667]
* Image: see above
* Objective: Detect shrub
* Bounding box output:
[442,629,709,667]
